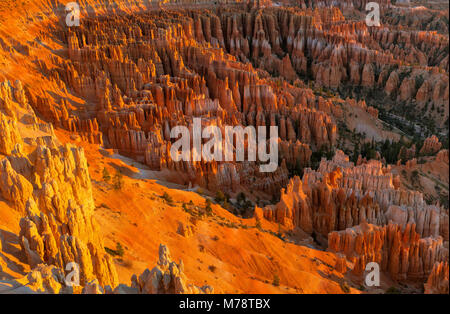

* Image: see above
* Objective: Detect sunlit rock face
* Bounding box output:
[0,80,118,292]
[261,150,448,287]
[55,8,346,194]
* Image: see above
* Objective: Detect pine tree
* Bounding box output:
[205,199,213,215]
[215,191,225,203]
[113,170,123,190]
[102,167,111,182]
[272,274,280,287]
[116,242,124,257]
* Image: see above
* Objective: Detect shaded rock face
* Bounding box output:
[131,244,213,294]
[0,81,118,290]
[260,150,449,289]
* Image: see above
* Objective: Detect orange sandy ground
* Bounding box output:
[54,128,361,294]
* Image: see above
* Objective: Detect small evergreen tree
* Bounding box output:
[116,242,125,257]
[272,274,280,287]
[162,192,174,205]
[113,170,123,190]
[237,192,246,205]
[102,167,111,182]
[205,199,213,215]
[215,191,225,203]
[223,199,231,211]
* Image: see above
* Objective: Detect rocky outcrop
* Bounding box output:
[435,149,449,163]
[259,150,449,289]
[16,143,119,288]
[398,144,416,162]
[131,244,213,294]
[0,157,34,212]
[0,264,68,294]
[419,135,442,156]
[328,222,448,281]
[262,150,448,239]
[385,204,448,240]
[0,112,23,155]
[0,79,118,291]
[177,222,194,237]
[424,261,449,294]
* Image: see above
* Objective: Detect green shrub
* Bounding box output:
[116,242,125,257]
[162,192,174,205]
[105,247,117,256]
[223,199,231,210]
[105,242,125,257]
[385,286,400,294]
[272,274,280,287]
[112,170,123,190]
[237,192,246,205]
[340,281,350,293]
[205,199,213,215]
[215,191,225,203]
[102,167,111,182]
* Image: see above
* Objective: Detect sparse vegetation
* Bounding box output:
[205,199,213,215]
[102,167,111,182]
[272,274,280,287]
[112,170,123,190]
[215,190,225,203]
[310,145,335,169]
[105,242,125,257]
[116,242,125,257]
[208,265,217,272]
[161,192,174,206]
[340,281,350,293]
[385,286,401,294]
